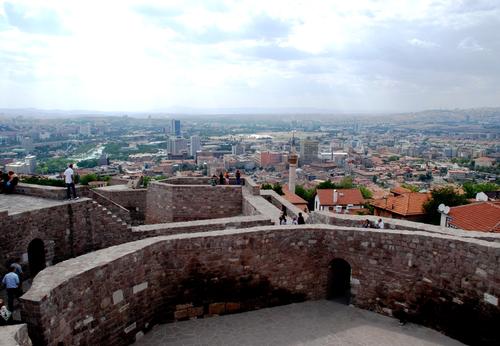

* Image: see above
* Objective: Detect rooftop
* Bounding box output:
[316,189,365,206]
[371,192,430,216]
[134,300,462,346]
[0,194,74,215]
[448,201,500,232]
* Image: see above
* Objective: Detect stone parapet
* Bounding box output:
[131,215,272,239]
[145,181,242,223]
[21,225,500,346]
[309,211,500,242]
[15,183,88,200]
[260,189,307,220]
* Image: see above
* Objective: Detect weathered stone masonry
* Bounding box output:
[21,225,500,346]
[0,199,130,272]
[145,181,243,224]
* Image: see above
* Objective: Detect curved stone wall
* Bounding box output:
[21,225,500,346]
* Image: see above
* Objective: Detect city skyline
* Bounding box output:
[1,0,500,112]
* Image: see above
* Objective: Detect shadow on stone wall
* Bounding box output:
[410,290,499,346]
[371,283,500,345]
[159,263,307,324]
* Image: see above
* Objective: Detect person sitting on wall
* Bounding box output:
[362,219,371,228]
[0,299,12,325]
[297,212,305,225]
[3,171,18,194]
[210,175,218,186]
[376,218,385,229]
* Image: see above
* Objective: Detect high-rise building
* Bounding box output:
[168,137,188,155]
[300,140,319,165]
[190,135,201,157]
[170,119,181,137]
[232,143,245,155]
[288,134,298,193]
[25,155,37,173]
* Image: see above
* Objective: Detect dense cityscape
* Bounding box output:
[1,107,499,228]
[1,0,500,345]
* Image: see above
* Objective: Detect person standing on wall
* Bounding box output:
[235,169,241,185]
[64,163,79,200]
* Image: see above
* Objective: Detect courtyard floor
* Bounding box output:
[134,300,463,346]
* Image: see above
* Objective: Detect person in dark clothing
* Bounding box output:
[281,205,287,217]
[297,212,305,224]
[3,171,18,194]
[219,172,224,185]
[235,170,241,185]
[211,174,218,186]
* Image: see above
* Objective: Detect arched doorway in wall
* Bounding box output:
[327,258,351,304]
[28,239,46,277]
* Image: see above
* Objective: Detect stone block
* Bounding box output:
[113,290,124,305]
[133,282,148,294]
[225,302,240,313]
[208,302,226,315]
[174,309,189,320]
[188,306,204,318]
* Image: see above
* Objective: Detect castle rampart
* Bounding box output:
[21,225,500,346]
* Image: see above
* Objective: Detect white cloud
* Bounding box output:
[0,0,499,111]
[458,37,485,51]
[408,38,439,48]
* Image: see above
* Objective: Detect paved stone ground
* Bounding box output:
[135,300,463,346]
[0,194,70,214]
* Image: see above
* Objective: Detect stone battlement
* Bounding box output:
[21,225,500,345]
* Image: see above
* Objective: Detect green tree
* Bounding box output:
[261,183,284,195]
[316,180,336,189]
[338,176,354,189]
[77,159,98,168]
[359,186,373,199]
[79,173,98,185]
[272,182,284,195]
[295,185,316,211]
[401,183,420,192]
[261,183,273,190]
[423,187,468,225]
[462,182,499,198]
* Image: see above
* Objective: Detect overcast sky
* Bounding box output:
[0,0,499,113]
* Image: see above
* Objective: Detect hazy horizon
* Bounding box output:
[1,0,500,112]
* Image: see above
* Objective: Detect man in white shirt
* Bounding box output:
[377,218,384,229]
[63,163,78,200]
[2,267,20,311]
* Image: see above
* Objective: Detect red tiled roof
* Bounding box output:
[390,186,412,195]
[282,185,308,205]
[371,192,430,216]
[448,201,500,232]
[317,189,365,206]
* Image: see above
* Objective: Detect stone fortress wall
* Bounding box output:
[145,180,242,224]
[1,178,499,346]
[21,225,500,346]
